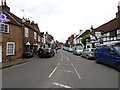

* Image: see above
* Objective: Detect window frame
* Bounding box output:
[0,23,9,33]
[34,32,37,40]
[25,27,29,37]
[6,42,15,56]
[38,35,40,42]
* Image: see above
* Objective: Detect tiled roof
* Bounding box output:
[4,11,40,32]
[77,30,90,39]
[95,18,119,33]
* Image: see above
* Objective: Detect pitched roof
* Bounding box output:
[95,18,119,33]
[3,11,40,32]
[77,30,91,39]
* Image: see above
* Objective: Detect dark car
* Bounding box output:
[94,42,120,72]
[38,48,55,58]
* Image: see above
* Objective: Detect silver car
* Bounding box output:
[81,48,95,59]
[73,46,83,55]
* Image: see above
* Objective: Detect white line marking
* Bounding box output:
[53,82,72,88]
[66,56,70,61]
[71,63,82,79]
[58,69,75,73]
[61,58,63,61]
[49,63,60,78]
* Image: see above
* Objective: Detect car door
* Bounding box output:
[103,47,117,66]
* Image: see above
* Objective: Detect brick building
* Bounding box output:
[0,0,43,62]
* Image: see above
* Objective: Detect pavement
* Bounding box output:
[1,55,39,69]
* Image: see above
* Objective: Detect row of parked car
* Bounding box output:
[63,42,120,72]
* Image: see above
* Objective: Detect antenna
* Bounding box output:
[20,9,25,18]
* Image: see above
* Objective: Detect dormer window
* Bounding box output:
[25,27,29,37]
[0,23,9,33]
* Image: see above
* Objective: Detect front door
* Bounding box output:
[0,43,2,62]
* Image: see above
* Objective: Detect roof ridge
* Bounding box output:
[4,11,21,26]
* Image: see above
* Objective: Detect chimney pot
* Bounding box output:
[1,0,3,6]
[4,0,6,6]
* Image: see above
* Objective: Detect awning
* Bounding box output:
[26,42,31,46]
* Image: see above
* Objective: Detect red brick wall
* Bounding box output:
[24,27,38,45]
[2,24,23,62]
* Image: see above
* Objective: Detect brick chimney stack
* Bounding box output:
[116,1,120,18]
[4,0,6,6]
[1,0,3,6]
[0,0,10,12]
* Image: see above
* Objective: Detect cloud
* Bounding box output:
[7,0,120,42]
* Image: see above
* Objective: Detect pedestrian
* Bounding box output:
[37,45,43,58]
[55,46,58,53]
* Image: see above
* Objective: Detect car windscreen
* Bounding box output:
[114,46,120,54]
[76,47,83,50]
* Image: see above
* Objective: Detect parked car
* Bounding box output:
[73,46,83,55]
[38,44,55,58]
[81,48,95,59]
[94,42,120,72]
[68,47,73,52]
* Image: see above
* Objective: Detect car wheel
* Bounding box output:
[86,55,89,60]
[116,63,120,72]
[95,58,100,63]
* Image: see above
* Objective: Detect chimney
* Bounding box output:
[0,0,10,12]
[1,0,3,6]
[31,21,35,25]
[4,0,6,6]
[116,1,120,18]
[79,30,83,35]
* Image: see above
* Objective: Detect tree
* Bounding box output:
[80,32,91,48]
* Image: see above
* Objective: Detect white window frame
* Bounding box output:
[117,29,120,34]
[95,32,101,38]
[34,32,37,40]
[6,42,15,56]
[0,23,9,33]
[38,35,40,42]
[25,27,29,37]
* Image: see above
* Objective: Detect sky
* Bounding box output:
[4,0,120,43]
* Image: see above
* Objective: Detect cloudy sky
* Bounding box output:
[5,0,120,42]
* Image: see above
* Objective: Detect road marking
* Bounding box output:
[71,63,82,79]
[66,56,70,61]
[61,58,63,61]
[53,82,73,88]
[58,69,75,73]
[49,63,60,78]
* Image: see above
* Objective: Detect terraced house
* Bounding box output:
[0,0,43,62]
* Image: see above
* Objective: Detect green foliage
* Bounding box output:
[80,32,91,48]
[70,40,74,46]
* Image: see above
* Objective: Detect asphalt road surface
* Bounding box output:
[2,50,119,89]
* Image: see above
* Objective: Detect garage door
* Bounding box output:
[0,44,2,62]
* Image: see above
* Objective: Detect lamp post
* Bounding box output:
[22,18,25,58]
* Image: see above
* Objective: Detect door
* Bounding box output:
[0,43,2,62]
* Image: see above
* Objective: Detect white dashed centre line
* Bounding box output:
[49,63,60,78]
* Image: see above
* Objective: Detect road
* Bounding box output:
[2,50,119,88]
